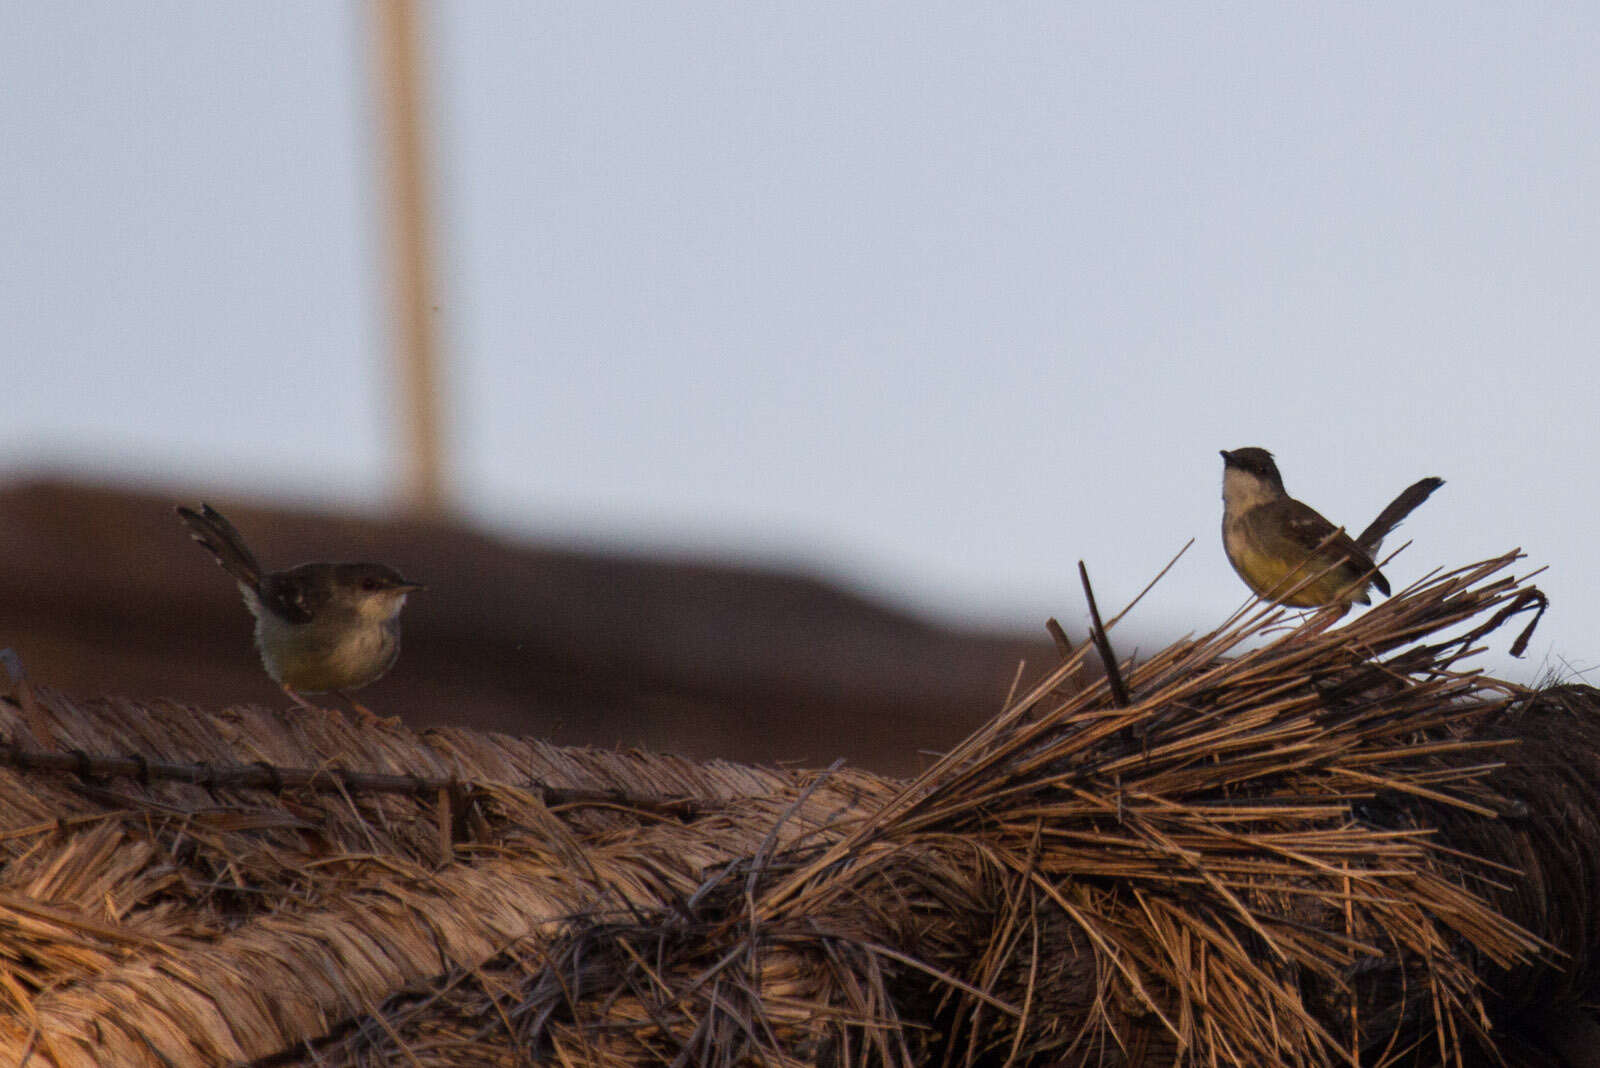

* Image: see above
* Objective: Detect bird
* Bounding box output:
[176,503,422,720]
[1219,448,1442,609]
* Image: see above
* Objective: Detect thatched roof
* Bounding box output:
[0,550,1592,1066]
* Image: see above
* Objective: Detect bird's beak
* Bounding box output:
[396,582,426,593]
[1219,449,1235,463]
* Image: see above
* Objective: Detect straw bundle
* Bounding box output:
[0,550,1587,1066]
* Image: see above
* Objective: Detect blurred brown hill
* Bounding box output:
[0,479,1070,776]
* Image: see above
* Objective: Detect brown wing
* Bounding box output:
[1246,498,1390,598]
[259,567,330,625]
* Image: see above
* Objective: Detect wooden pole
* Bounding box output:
[372,0,447,517]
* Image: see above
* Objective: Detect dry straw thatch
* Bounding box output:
[0,549,1591,1066]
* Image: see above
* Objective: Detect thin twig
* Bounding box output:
[1045,619,1074,662]
[1079,561,1130,708]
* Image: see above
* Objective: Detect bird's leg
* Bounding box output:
[281,683,320,710]
[336,690,401,728]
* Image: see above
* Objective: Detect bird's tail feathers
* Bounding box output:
[176,504,264,592]
[1357,477,1445,555]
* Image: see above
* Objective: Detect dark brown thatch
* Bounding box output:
[0,550,1591,1066]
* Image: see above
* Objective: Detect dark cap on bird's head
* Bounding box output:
[1220,447,1284,489]
[328,563,424,596]
[283,562,424,618]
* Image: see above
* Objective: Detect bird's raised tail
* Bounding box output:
[176,504,264,593]
[1357,477,1444,555]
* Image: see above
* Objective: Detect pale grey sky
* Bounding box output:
[4,4,1596,678]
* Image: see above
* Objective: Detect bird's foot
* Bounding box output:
[337,691,402,728]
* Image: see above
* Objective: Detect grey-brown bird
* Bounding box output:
[177,503,422,718]
[1219,448,1442,609]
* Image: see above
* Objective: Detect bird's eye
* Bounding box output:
[361,578,381,591]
